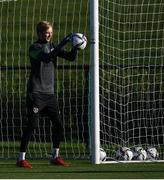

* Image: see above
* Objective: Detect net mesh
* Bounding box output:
[99,0,164,160]
[0,0,89,159]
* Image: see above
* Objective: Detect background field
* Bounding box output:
[0,0,90,159]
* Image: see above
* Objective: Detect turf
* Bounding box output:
[0,160,164,179]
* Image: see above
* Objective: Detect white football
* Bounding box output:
[100,148,106,161]
[146,147,159,160]
[116,147,133,161]
[133,147,147,160]
[71,33,87,50]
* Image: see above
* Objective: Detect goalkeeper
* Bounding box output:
[16,21,78,168]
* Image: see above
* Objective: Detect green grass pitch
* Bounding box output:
[0,160,164,179]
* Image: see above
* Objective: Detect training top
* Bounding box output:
[27,39,77,94]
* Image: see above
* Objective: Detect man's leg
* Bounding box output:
[44,95,69,166]
[19,111,39,153]
[17,94,40,168]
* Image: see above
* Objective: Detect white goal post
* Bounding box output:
[89,0,100,164]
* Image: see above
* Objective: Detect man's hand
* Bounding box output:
[64,33,73,42]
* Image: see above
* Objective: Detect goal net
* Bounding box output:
[98,0,164,162]
[0,0,89,159]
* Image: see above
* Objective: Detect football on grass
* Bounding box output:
[100,148,107,161]
[132,147,147,160]
[116,147,133,161]
[146,147,159,160]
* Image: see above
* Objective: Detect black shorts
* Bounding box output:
[26,92,61,127]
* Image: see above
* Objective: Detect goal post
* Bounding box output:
[89,0,100,164]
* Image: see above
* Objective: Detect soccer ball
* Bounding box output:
[146,147,159,160]
[71,33,87,50]
[116,147,133,161]
[133,147,147,160]
[100,148,107,161]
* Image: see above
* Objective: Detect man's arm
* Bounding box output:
[50,34,73,58]
[57,47,77,61]
[29,34,74,62]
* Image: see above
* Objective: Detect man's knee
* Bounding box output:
[27,111,40,129]
[51,120,63,132]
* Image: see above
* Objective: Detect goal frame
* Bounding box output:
[90,0,100,164]
[89,0,164,164]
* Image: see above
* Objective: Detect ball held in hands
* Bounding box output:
[71,33,87,50]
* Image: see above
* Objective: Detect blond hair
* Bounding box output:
[36,21,53,36]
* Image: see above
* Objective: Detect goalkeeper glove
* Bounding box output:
[63,33,73,42]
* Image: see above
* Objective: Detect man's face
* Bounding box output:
[39,26,53,42]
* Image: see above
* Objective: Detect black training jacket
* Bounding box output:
[27,38,77,94]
